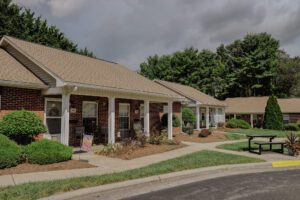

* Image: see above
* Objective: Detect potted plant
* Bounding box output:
[285,133,300,156]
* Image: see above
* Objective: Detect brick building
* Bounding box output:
[0,36,185,146]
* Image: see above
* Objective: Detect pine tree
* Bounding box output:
[263,95,283,130]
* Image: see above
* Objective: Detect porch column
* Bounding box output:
[196,105,200,130]
[234,114,237,119]
[168,101,173,140]
[61,91,70,146]
[180,105,183,133]
[222,108,225,123]
[108,97,115,144]
[144,100,150,137]
[250,114,254,128]
[206,106,209,129]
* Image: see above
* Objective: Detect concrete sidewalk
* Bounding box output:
[0,138,297,187]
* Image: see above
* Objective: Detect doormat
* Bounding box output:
[272,160,300,167]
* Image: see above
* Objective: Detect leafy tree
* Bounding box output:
[263,95,283,130]
[182,108,196,126]
[0,0,93,57]
[161,113,181,127]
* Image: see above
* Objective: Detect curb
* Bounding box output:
[40,162,272,200]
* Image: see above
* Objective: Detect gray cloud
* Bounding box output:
[13,0,300,70]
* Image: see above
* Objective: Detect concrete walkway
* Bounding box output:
[0,138,298,187]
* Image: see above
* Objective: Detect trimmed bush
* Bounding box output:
[198,129,212,137]
[26,140,73,165]
[0,134,22,169]
[263,95,283,130]
[182,108,196,126]
[161,113,181,127]
[0,109,47,144]
[284,123,300,131]
[226,119,251,129]
[182,126,194,135]
[217,122,225,128]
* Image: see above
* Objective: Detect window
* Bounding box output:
[140,104,144,129]
[83,102,98,134]
[283,114,290,124]
[163,105,168,114]
[119,103,130,137]
[45,99,62,135]
[218,108,223,115]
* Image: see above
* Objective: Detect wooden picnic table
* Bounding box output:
[246,134,284,155]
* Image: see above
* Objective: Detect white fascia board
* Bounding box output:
[64,82,185,101]
[1,37,66,87]
[0,80,48,89]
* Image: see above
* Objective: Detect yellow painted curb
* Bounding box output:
[272,160,300,167]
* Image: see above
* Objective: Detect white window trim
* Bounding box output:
[44,98,62,136]
[82,101,98,125]
[119,103,130,131]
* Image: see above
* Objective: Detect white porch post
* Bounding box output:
[168,101,173,140]
[206,106,209,129]
[196,105,200,130]
[108,97,115,144]
[234,114,237,119]
[250,114,254,128]
[61,91,70,146]
[222,108,225,123]
[144,100,150,137]
[180,105,183,133]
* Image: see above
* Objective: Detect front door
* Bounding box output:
[45,99,62,142]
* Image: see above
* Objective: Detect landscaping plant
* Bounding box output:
[182,108,196,126]
[263,95,283,130]
[217,122,225,128]
[0,109,47,145]
[182,126,194,135]
[161,113,181,128]
[137,134,147,147]
[26,139,73,164]
[284,123,300,131]
[198,129,212,137]
[226,119,251,129]
[285,133,300,156]
[0,134,22,169]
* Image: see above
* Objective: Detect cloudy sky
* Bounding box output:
[13,0,300,70]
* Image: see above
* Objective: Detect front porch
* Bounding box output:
[43,87,182,146]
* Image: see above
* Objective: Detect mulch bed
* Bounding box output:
[96,143,187,160]
[174,130,228,143]
[0,160,96,176]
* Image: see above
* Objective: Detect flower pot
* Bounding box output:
[287,148,296,156]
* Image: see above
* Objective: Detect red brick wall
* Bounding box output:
[0,86,44,119]
[289,113,300,124]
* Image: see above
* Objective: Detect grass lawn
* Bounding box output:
[225,133,247,140]
[217,141,286,152]
[0,150,264,200]
[227,128,300,138]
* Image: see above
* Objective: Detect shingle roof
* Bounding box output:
[0,48,45,86]
[224,97,300,113]
[155,80,226,106]
[3,36,181,97]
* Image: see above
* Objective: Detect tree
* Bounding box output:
[161,113,181,127]
[182,108,196,126]
[263,95,283,130]
[0,0,93,57]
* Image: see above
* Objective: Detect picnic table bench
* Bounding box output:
[247,135,285,155]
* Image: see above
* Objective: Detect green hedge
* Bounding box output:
[284,123,300,131]
[182,108,196,126]
[226,119,251,129]
[0,109,47,145]
[26,140,73,165]
[161,113,181,127]
[0,134,22,169]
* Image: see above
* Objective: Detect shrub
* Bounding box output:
[0,109,47,145]
[0,134,22,169]
[149,135,162,145]
[226,119,251,129]
[96,143,121,155]
[182,126,194,135]
[217,122,225,128]
[138,134,147,147]
[198,129,212,137]
[166,139,181,145]
[121,138,133,146]
[182,108,196,126]
[284,123,300,131]
[26,139,73,164]
[263,95,283,130]
[161,113,181,127]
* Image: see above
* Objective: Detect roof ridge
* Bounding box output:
[3,35,118,65]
